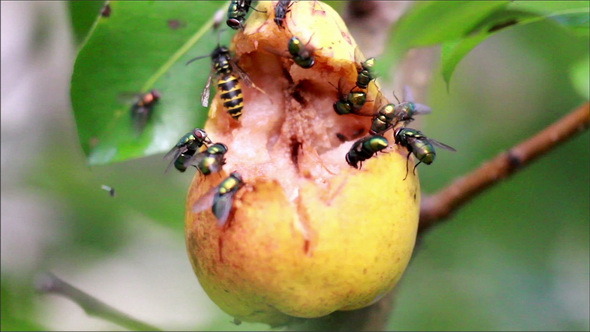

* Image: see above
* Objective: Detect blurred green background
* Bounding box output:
[1,1,588,331]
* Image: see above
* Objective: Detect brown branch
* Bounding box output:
[36,272,162,331]
[419,102,590,233]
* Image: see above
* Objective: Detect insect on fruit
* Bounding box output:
[288,36,316,68]
[187,45,262,120]
[212,171,245,226]
[394,127,456,179]
[164,128,212,172]
[274,0,293,28]
[332,77,368,116]
[226,0,253,30]
[354,48,376,90]
[263,34,317,69]
[345,135,389,169]
[369,88,432,135]
[193,171,245,227]
[188,143,229,175]
[227,0,266,30]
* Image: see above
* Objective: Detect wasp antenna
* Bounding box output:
[186,54,210,66]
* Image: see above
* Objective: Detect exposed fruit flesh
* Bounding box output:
[185,1,420,326]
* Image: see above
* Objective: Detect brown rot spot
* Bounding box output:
[303,239,311,256]
[100,4,111,18]
[290,136,302,168]
[167,19,186,30]
[413,192,417,201]
[351,127,365,139]
[291,89,307,107]
[336,133,347,142]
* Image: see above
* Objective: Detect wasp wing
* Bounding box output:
[232,60,268,96]
[201,74,214,107]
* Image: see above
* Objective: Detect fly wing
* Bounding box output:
[163,145,185,160]
[163,147,187,173]
[429,138,457,152]
[202,155,226,174]
[403,85,414,102]
[184,151,207,169]
[201,74,214,107]
[117,91,143,104]
[211,191,236,227]
[413,103,432,115]
[192,186,217,214]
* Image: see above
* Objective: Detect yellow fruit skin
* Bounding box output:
[185,1,420,326]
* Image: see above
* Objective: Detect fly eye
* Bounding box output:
[194,129,205,138]
[227,19,240,28]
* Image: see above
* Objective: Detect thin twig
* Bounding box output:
[419,102,590,233]
[36,272,162,331]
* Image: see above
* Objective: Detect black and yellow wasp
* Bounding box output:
[188,45,263,120]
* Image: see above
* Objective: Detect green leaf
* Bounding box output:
[548,10,590,36]
[570,57,590,100]
[441,5,590,87]
[510,1,589,36]
[67,1,106,46]
[509,1,589,16]
[323,1,346,14]
[441,10,538,87]
[70,1,228,165]
[377,1,510,78]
